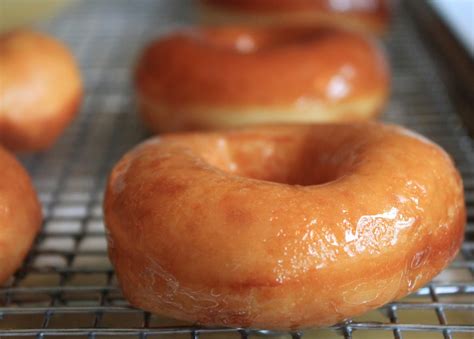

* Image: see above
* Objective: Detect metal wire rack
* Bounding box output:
[1,0,473,338]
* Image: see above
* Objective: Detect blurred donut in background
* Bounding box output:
[198,0,391,35]
[0,146,42,285]
[0,30,82,152]
[135,26,390,133]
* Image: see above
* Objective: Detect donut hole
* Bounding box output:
[237,151,350,186]
[206,132,358,186]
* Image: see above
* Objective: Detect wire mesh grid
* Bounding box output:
[0,0,473,338]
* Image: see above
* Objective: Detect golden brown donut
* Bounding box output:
[199,0,391,35]
[0,146,42,284]
[0,30,82,152]
[104,123,465,330]
[135,26,390,133]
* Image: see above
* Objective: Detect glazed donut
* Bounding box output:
[135,26,390,133]
[199,0,391,35]
[0,146,42,284]
[0,30,82,152]
[104,123,465,329]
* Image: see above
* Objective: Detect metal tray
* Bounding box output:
[1,0,473,338]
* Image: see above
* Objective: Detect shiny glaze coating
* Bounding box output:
[0,30,82,152]
[199,0,391,34]
[135,26,389,133]
[104,123,465,329]
[0,146,41,284]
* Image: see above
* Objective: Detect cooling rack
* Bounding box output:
[1,0,473,338]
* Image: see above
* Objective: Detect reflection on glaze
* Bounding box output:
[326,75,350,100]
[272,205,418,284]
[326,65,355,101]
[342,269,404,306]
[105,228,114,249]
[111,137,163,194]
[330,0,379,12]
[396,126,435,147]
[216,137,238,172]
[111,160,131,194]
[136,136,162,149]
[0,203,10,215]
[272,204,418,283]
[235,34,255,53]
[410,248,430,270]
[344,207,415,256]
[137,257,221,313]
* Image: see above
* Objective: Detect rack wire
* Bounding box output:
[1,0,473,338]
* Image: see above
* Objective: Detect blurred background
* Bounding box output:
[0,1,473,338]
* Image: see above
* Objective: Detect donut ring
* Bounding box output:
[135,26,389,133]
[104,123,465,329]
[0,30,82,152]
[199,0,391,35]
[0,146,42,284]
